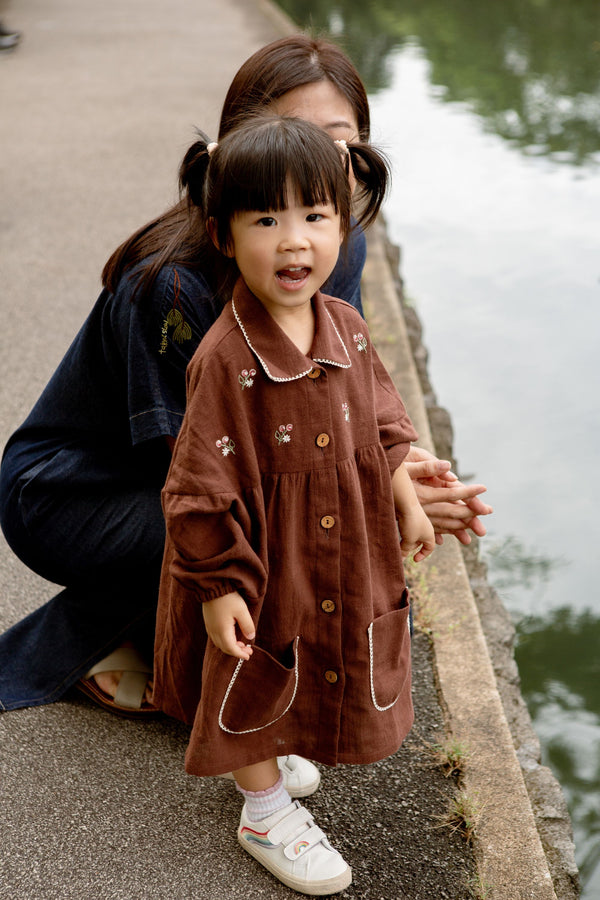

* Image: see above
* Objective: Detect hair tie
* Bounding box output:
[206,142,218,156]
[334,139,348,155]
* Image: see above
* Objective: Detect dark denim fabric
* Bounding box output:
[0,447,165,709]
[0,227,367,710]
[324,221,366,314]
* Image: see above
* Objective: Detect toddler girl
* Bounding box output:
[153,114,435,896]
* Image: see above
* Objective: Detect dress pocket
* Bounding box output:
[218,637,299,734]
[368,592,411,712]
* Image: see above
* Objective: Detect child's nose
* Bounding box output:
[279,226,309,253]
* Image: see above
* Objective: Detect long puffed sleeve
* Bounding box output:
[163,487,268,604]
[161,327,268,607]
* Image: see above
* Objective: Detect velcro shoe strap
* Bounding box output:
[283,824,327,860]
[268,805,314,845]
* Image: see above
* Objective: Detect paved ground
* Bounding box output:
[0,2,561,899]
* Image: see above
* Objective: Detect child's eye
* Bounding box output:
[257,216,277,227]
[306,213,324,223]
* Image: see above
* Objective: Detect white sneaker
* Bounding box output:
[238,800,352,896]
[221,755,321,798]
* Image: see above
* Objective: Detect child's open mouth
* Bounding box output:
[276,266,311,286]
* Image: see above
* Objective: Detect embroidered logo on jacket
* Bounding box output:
[159,270,192,354]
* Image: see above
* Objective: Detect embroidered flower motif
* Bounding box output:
[275,424,293,445]
[216,435,236,456]
[342,402,350,422]
[238,368,257,390]
[353,332,367,352]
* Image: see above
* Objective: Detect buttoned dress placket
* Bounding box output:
[304,364,346,757]
[231,286,354,759]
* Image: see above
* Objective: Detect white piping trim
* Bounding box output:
[218,636,300,734]
[232,299,351,381]
[367,622,400,712]
[313,308,351,370]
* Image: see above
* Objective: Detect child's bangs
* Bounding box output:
[286,147,343,212]
[223,126,343,215]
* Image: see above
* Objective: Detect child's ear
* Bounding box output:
[206,218,235,257]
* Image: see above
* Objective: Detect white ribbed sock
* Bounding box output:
[236,772,291,822]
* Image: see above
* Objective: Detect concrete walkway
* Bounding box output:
[0,1,559,898]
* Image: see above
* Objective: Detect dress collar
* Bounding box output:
[231,278,351,383]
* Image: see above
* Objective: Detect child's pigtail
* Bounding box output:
[178,131,214,210]
[347,142,390,231]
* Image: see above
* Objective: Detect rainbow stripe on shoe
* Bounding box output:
[240,827,311,858]
[239,825,277,849]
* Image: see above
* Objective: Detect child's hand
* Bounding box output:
[397,505,437,563]
[202,591,256,660]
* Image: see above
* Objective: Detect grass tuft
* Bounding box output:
[466,871,493,899]
[428,737,471,778]
[438,790,482,845]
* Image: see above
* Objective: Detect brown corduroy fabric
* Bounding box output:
[153,280,418,776]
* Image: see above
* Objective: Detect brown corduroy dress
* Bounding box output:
[153,279,418,776]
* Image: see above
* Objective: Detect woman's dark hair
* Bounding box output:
[219,35,370,141]
[102,35,373,300]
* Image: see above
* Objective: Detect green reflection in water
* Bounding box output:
[484,534,568,592]
[482,536,598,887]
[516,609,600,886]
[277,0,600,164]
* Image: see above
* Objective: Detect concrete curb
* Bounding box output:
[363,219,558,899]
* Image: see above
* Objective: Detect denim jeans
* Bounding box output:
[0,447,165,710]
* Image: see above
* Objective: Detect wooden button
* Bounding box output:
[320,515,335,529]
[316,433,330,448]
[307,368,321,379]
[324,670,338,684]
[321,599,336,613]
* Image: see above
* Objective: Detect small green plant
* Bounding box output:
[466,871,493,899]
[406,561,439,639]
[429,737,470,778]
[439,790,482,844]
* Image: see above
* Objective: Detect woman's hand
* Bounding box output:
[405,446,493,545]
[202,591,255,660]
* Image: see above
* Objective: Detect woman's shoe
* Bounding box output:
[238,800,352,895]
[76,646,161,718]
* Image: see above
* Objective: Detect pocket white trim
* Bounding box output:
[218,636,300,735]
[367,622,401,712]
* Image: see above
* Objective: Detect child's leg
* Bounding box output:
[233,757,280,792]
[234,758,292,822]
[221,755,321,798]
